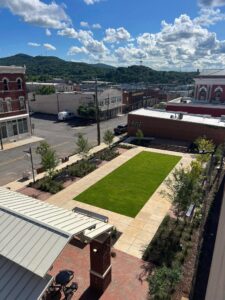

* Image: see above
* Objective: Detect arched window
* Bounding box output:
[19,96,25,110]
[0,99,3,112]
[6,98,12,112]
[199,87,207,101]
[17,78,22,90]
[214,87,223,102]
[3,78,9,91]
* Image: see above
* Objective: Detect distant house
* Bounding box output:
[0,66,30,145]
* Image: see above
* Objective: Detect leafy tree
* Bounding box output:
[136,129,144,145]
[36,141,58,178]
[76,133,90,159]
[37,85,55,95]
[149,265,181,299]
[77,103,96,119]
[103,130,114,148]
[194,136,215,165]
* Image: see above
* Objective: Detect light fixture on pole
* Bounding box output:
[24,146,35,183]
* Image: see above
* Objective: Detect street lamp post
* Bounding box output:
[95,79,101,145]
[24,146,35,183]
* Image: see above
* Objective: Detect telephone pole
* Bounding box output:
[95,78,101,145]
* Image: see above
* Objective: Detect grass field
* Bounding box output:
[75,151,181,217]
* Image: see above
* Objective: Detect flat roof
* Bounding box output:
[0,66,26,74]
[129,108,225,128]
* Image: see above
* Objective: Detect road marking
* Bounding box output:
[52,141,71,149]
[0,156,24,167]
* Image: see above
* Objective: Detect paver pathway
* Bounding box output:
[47,146,194,258]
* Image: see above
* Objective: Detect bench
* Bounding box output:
[73,207,109,223]
[186,204,195,218]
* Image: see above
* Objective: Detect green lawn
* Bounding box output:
[75,151,181,217]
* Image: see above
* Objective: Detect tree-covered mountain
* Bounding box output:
[0,54,196,84]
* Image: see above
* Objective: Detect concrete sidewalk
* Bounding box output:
[0,136,44,151]
[3,142,110,191]
[46,146,194,258]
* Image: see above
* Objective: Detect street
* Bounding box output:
[0,113,127,186]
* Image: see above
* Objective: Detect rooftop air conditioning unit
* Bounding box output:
[170,115,174,119]
[178,113,183,120]
[221,115,225,122]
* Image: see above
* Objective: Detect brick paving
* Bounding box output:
[49,239,149,300]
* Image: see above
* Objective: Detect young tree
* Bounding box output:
[195,136,215,165]
[103,129,114,148]
[136,129,144,145]
[36,141,58,179]
[76,133,90,159]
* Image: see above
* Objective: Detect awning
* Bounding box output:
[0,114,29,122]
[0,255,52,300]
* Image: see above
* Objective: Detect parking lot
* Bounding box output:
[0,113,127,186]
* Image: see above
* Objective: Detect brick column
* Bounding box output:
[90,233,112,294]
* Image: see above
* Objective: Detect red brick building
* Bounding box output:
[128,108,225,145]
[194,69,225,103]
[0,66,30,145]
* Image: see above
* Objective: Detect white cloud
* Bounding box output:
[0,0,71,29]
[67,46,88,55]
[28,42,41,47]
[57,27,78,39]
[43,43,56,51]
[46,28,52,36]
[83,0,101,4]
[194,8,225,26]
[104,27,131,43]
[198,0,225,7]
[80,21,89,28]
[92,23,101,29]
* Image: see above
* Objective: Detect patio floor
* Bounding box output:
[48,239,149,300]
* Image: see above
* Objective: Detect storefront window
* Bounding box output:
[0,123,7,138]
[18,118,28,134]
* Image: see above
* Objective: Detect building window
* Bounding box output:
[17,78,22,90]
[0,99,3,113]
[6,98,12,112]
[199,87,207,101]
[0,122,7,138]
[3,78,9,91]
[18,118,28,134]
[19,96,25,110]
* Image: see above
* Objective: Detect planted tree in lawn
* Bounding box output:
[36,141,58,179]
[103,129,114,149]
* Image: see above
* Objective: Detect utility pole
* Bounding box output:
[56,93,60,113]
[95,78,101,145]
[24,146,35,183]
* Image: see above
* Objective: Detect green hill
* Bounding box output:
[0,54,196,84]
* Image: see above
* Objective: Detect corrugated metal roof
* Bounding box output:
[0,187,113,239]
[0,208,70,277]
[0,255,52,300]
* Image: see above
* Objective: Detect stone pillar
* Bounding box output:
[90,233,112,294]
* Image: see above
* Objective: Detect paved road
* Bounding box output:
[0,113,127,186]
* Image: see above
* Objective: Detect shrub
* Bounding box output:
[98,148,119,161]
[68,160,96,178]
[149,265,181,299]
[36,178,63,194]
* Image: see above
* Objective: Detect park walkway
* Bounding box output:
[47,146,193,258]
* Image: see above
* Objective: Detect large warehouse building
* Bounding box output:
[128,108,225,145]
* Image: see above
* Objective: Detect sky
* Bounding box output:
[1,0,225,70]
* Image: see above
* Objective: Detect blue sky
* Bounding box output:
[1,0,225,70]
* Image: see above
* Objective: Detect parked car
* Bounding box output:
[114,124,128,135]
[58,111,75,121]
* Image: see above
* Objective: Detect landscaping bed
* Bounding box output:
[75,151,181,217]
[25,146,127,199]
[143,214,201,299]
